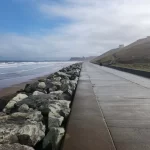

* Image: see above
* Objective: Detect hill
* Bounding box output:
[91,46,123,65]
[91,36,150,72]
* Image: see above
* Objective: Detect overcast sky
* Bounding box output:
[0,0,150,60]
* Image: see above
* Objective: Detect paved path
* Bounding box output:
[63,62,150,150]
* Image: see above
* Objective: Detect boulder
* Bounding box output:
[15,95,71,116]
[60,79,70,92]
[15,94,55,110]
[18,104,29,113]
[38,79,46,82]
[45,79,53,89]
[51,77,61,82]
[49,90,63,99]
[49,86,57,93]
[0,143,34,150]
[27,111,43,122]
[51,82,61,90]
[48,112,64,129]
[18,122,45,146]
[65,89,73,97]
[55,72,71,79]
[33,91,45,96]
[0,111,45,146]
[43,127,65,150]
[38,82,46,89]
[3,93,28,113]
[69,80,78,91]
[47,74,55,80]
[10,111,43,122]
[59,108,71,118]
[0,123,20,144]
[46,100,71,118]
[10,112,29,118]
[24,82,39,93]
[59,93,72,101]
[38,100,71,117]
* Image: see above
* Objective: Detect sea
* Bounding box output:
[0,61,78,89]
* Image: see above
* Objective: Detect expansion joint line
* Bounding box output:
[87,74,117,150]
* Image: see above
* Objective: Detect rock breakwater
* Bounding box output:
[0,63,82,150]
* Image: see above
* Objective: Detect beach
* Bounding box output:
[0,61,77,111]
[0,62,82,150]
[0,61,77,89]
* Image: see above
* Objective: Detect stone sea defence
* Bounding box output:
[0,63,82,150]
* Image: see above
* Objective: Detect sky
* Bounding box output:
[0,0,150,60]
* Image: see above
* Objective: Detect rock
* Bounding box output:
[56,72,71,79]
[45,79,53,89]
[10,111,43,122]
[27,111,43,122]
[70,70,80,79]
[11,112,28,118]
[59,108,71,118]
[48,112,64,129]
[58,100,70,108]
[0,111,45,146]
[60,79,75,97]
[47,74,55,80]
[70,80,78,91]
[0,123,20,144]
[49,90,63,99]
[51,82,61,90]
[70,74,76,80]
[65,89,73,97]
[15,94,55,110]
[59,93,72,101]
[43,127,65,150]
[0,112,7,118]
[38,79,46,82]
[51,77,61,82]
[0,143,35,150]
[47,100,71,118]
[15,95,71,117]
[3,93,28,113]
[33,91,45,96]
[24,82,39,93]
[60,79,70,92]
[49,86,57,93]
[18,104,29,113]
[38,82,46,89]
[18,122,45,146]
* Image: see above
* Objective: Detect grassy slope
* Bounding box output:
[92,37,150,72]
[91,48,121,64]
[112,63,150,72]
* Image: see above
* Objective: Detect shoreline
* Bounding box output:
[0,74,49,111]
[0,74,49,98]
[0,62,82,150]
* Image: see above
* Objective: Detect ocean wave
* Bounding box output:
[0,61,75,75]
[0,61,72,68]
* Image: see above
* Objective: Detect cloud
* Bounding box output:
[1,0,150,59]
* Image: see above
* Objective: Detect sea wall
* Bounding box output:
[0,63,82,150]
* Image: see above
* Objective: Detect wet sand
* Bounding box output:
[0,74,49,111]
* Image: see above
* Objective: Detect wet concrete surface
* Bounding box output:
[63,62,150,150]
[85,62,150,150]
[62,65,116,150]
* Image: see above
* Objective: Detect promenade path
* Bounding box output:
[62,62,150,150]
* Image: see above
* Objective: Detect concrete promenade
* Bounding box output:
[62,62,150,150]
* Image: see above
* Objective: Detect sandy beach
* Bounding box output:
[0,61,77,111]
[0,74,49,111]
